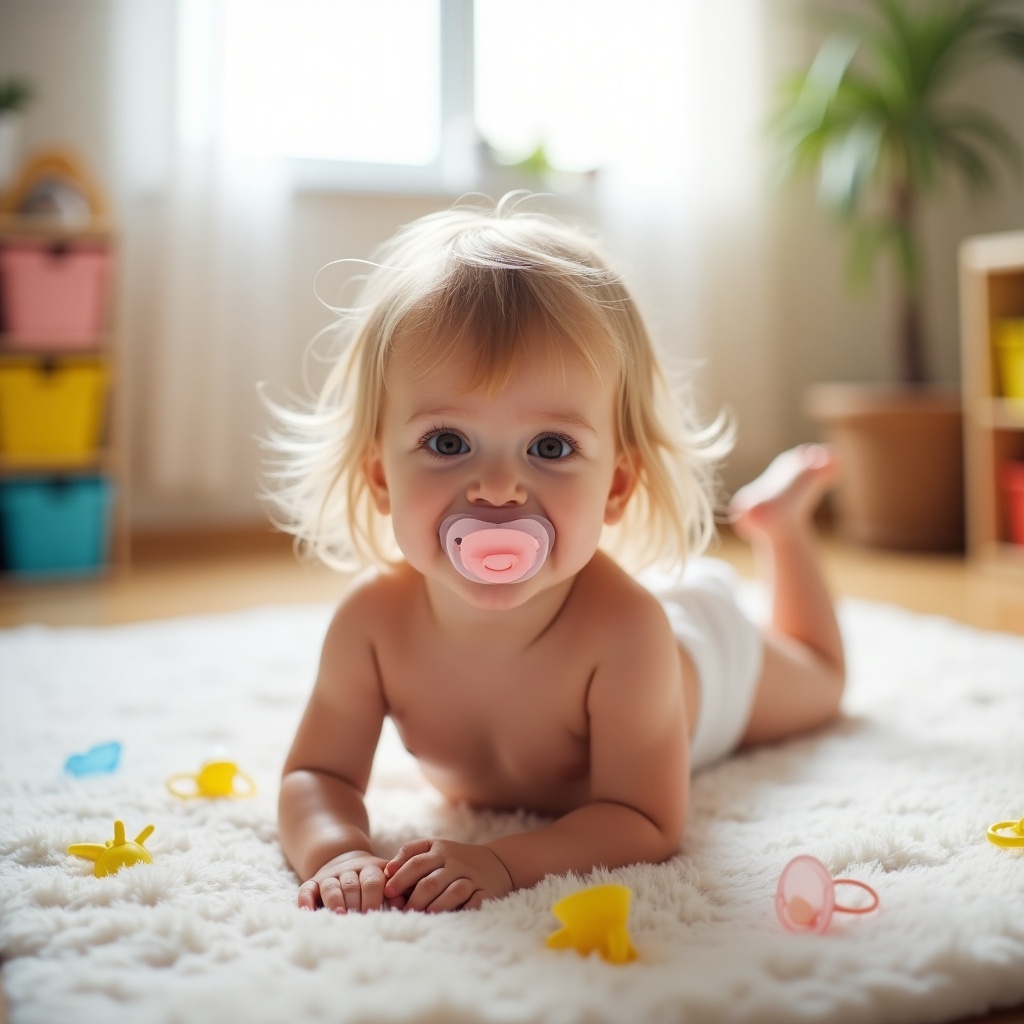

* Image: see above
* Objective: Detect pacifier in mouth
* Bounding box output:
[439,514,555,585]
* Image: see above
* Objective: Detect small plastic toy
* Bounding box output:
[64,740,122,777]
[546,884,637,964]
[166,759,257,800]
[440,514,555,585]
[987,817,1024,847]
[68,819,155,877]
[775,855,879,934]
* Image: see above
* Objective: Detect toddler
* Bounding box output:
[266,198,845,914]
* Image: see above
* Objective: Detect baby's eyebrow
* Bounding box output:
[406,407,599,436]
[405,406,465,426]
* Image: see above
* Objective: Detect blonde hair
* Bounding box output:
[263,195,731,573]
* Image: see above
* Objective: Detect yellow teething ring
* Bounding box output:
[230,770,257,798]
[987,818,1024,848]
[166,773,200,799]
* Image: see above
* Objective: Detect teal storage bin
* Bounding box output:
[0,476,113,576]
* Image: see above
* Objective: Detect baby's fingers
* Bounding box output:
[414,876,481,914]
[385,838,433,877]
[358,865,387,911]
[384,844,437,900]
[298,880,321,911]
[318,875,350,913]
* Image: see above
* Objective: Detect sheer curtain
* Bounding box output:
[112,0,293,520]
[587,1,785,491]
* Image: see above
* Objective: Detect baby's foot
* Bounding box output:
[729,444,840,542]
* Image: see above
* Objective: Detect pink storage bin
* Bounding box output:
[0,243,111,349]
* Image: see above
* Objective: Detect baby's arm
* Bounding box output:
[279,593,392,913]
[384,600,688,908]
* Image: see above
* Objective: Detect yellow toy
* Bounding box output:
[546,884,637,964]
[68,820,155,877]
[987,817,1024,847]
[166,759,256,800]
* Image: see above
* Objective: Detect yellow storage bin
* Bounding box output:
[994,318,1024,403]
[0,358,108,462]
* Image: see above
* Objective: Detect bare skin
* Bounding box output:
[278,338,845,915]
[729,443,846,746]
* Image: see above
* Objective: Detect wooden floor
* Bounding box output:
[0,524,1021,635]
[1,526,1022,1024]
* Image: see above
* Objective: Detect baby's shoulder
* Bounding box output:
[571,553,672,639]
[327,564,419,636]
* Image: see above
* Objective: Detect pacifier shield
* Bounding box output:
[440,515,555,585]
[775,854,879,934]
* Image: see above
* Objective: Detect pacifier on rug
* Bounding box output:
[775,854,879,934]
[439,514,555,584]
[987,816,1024,847]
[166,759,257,800]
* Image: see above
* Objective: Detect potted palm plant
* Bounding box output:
[774,0,1024,550]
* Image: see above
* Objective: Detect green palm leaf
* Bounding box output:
[771,0,1024,384]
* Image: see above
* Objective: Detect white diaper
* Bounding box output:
[640,559,764,772]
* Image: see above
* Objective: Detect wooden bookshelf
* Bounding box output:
[0,216,129,577]
[959,230,1024,576]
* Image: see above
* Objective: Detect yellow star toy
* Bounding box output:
[546,884,638,964]
[68,819,155,877]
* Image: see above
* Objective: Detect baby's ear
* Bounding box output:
[362,442,391,515]
[604,450,637,526]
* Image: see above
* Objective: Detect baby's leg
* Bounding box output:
[729,444,846,746]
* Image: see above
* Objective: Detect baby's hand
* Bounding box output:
[383,839,514,912]
[298,850,403,914]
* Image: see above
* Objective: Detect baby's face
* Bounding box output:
[364,329,634,610]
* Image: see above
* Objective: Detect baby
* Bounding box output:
[266,198,845,914]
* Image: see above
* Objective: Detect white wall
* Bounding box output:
[764,1,1024,451]
[2,0,1023,526]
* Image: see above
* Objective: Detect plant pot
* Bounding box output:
[804,384,964,552]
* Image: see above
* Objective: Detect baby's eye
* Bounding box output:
[424,430,469,456]
[529,434,576,460]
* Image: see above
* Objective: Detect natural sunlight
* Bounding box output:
[218,0,441,165]
[194,0,687,175]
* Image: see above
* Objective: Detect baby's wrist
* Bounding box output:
[484,842,517,893]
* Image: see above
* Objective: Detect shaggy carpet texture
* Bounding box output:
[2,594,1024,1024]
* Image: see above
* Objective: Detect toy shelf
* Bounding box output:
[0,216,129,578]
[959,230,1024,577]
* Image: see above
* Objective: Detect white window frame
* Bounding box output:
[291,0,477,195]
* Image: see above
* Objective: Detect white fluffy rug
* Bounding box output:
[2,594,1024,1024]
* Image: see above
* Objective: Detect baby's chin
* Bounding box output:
[447,574,546,612]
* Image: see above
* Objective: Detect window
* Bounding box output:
[202,0,685,192]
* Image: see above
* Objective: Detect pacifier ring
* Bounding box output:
[987,818,1024,847]
[832,878,880,915]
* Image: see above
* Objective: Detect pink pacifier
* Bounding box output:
[775,855,879,934]
[440,514,555,585]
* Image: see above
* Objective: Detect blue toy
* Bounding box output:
[64,741,122,777]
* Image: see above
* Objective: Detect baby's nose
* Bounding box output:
[466,465,526,506]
